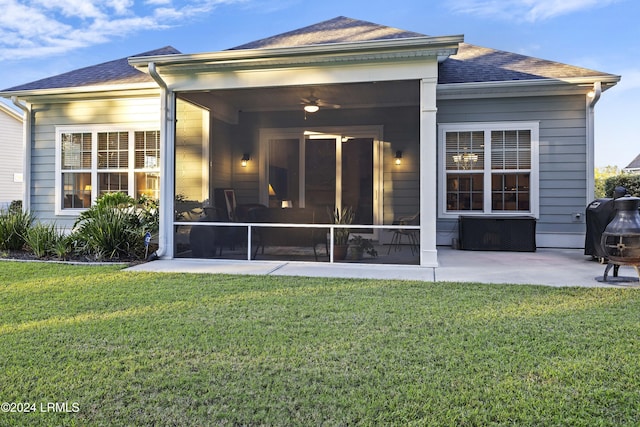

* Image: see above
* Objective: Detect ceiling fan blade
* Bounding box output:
[318,100,341,109]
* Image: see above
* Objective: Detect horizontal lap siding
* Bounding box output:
[30,97,160,228]
[383,111,420,223]
[176,99,207,202]
[437,95,588,239]
[0,112,23,206]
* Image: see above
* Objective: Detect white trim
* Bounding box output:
[129,35,463,70]
[437,77,619,100]
[420,77,439,267]
[0,102,23,122]
[437,121,540,220]
[54,123,160,216]
[201,108,210,202]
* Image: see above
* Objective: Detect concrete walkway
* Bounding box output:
[127,247,640,288]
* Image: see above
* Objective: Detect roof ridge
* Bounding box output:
[230,16,426,50]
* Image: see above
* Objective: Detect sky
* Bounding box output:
[0,0,637,169]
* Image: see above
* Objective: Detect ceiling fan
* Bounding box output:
[300,91,341,116]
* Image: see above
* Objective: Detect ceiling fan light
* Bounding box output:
[304,104,319,113]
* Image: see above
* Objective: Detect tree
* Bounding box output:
[594,165,622,198]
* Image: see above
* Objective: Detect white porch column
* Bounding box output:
[159,90,176,259]
[419,77,439,267]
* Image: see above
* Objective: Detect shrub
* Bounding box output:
[52,233,75,260]
[24,222,60,258]
[603,174,640,197]
[0,209,33,251]
[72,193,158,260]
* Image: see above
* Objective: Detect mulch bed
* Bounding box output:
[0,250,148,266]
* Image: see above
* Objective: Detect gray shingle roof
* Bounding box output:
[438,43,614,84]
[231,16,425,50]
[625,153,640,170]
[1,17,617,93]
[2,46,181,92]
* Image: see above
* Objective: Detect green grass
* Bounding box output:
[1,261,639,426]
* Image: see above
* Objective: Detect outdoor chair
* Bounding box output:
[387,212,419,255]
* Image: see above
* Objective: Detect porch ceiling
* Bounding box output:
[179,80,419,113]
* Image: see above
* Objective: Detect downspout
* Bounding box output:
[147,62,173,259]
[11,96,31,213]
[586,81,602,203]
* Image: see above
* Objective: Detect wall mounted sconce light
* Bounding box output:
[394,150,403,165]
[241,153,251,167]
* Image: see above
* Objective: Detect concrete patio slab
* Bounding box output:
[126,247,640,288]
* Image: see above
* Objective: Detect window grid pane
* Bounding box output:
[135,172,160,199]
[491,130,531,170]
[491,173,530,211]
[98,172,129,195]
[445,131,484,171]
[135,131,160,169]
[446,173,484,211]
[98,132,129,169]
[61,133,92,170]
[62,172,91,208]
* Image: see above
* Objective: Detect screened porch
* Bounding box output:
[170,82,423,265]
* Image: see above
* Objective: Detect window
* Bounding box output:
[56,127,160,214]
[439,122,539,218]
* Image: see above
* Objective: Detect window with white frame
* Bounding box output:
[438,122,539,217]
[56,126,160,214]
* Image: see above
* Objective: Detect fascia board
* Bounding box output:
[437,76,620,99]
[0,83,160,102]
[0,102,23,122]
[128,35,464,71]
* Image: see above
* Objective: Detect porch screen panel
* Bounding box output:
[342,138,374,225]
[268,139,299,208]
[305,138,336,211]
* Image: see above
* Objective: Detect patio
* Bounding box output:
[128,246,640,288]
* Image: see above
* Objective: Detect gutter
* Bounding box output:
[588,81,602,107]
[146,62,170,260]
[586,81,602,203]
[129,35,464,69]
[11,97,31,213]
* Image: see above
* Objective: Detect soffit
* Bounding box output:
[180,80,420,113]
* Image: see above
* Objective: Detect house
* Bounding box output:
[0,102,23,209]
[624,153,640,174]
[0,16,620,267]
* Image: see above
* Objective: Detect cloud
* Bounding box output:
[447,0,621,22]
[0,0,246,60]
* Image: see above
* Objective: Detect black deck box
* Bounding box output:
[459,216,536,252]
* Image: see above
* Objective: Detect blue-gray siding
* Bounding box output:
[436,95,588,246]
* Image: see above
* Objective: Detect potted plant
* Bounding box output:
[328,206,354,260]
[348,235,378,260]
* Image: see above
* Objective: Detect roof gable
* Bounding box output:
[2,46,181,93]
[625,153,640,170]
[231,16,426,50]
[1,17,619,95]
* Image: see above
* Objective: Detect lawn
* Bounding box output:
[1,261,639,426]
